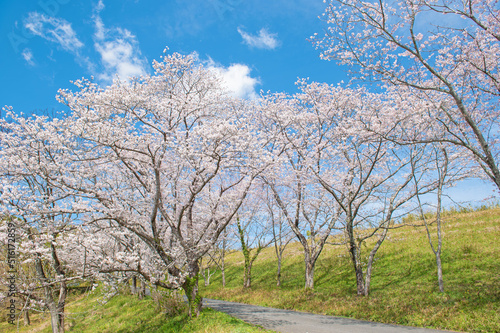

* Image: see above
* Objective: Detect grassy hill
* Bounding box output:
[1,207,498,332]
[0,288,275,333]
[201,207,500,333]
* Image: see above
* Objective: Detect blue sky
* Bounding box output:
[0,0,496,205]
[1,0,346,113]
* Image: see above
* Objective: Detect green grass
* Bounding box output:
[201,207,500,333]
[2,207,498,332]
[0,289,275,333]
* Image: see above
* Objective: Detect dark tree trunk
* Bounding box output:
[139,280,146,299]
[348,241,365,295]
[182,260,202,318]
[131,276,137,294]
[56,281,67,333]
[243,262,253,288]
[304,254,315,290]
[276,258,282,287]
[23,309,30,326]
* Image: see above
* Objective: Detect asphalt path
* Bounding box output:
[203,298,459,333]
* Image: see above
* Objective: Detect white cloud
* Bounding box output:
[237,27,279,50]
[93,1,148,83]
[22,48,35,66]
[207,59,260,99]
[24,12,83,53]
[95,0,105,12]
[22,12,94,70]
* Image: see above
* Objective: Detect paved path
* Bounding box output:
[204,298,459,333]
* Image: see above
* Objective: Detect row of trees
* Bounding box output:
[1,0,498,332]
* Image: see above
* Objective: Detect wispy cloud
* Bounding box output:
[22,12,94,71]
[22,48,35,66]
[24,12,83,53]
[237,27,279,50]
[93,0,148,83]
[207,59,260,99]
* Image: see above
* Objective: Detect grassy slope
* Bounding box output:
[0,290,275,333]
[201,208,500,333]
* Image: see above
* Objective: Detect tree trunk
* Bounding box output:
[49,304,61,333]
[50,239,67,333]
[422,147,446,293]
[204,267,211,287]
[243,261,253,288]
[348,242,365,295]
[436,251,444,292]
[23,309,30,326]
[56,281,67,333]
[182,260,202,318]
[354,263,365,296]
[364,259,374,296]
[221,229,227,288]
[34,256,65,333]
[238,217,252,289]
[221,259,226,287]
[304,253,315,290]
[435,173,445,293]
[131,276,137,294]
[276,257,282,287]
[139,280,146,299]
[47,296,66,333]
[364,225,389,296]
[346,218,365,296]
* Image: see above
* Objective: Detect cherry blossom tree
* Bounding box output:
[201,227,236,288]
[69,222,162,301]
[266,177,341,290]
[315,0,500,191]
[411,143,470,292]
[234,187,275,288]
[56,50,270,317]
[265,188,294,287]
[0,112,91,333]
[199,251,218,287]
[340,84,477,293]
[260,90,343,290]
[262,81,441,295]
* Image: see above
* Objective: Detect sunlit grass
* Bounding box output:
[1,207,497,332]
[0,288,275,333]
[202,207,500,333]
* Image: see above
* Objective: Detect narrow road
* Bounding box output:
[204,298,459,333]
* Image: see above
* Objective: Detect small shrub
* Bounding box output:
[461,243,476,255]
[402,213,417,224]
[118,283,132,295]
[151,289,187,317]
